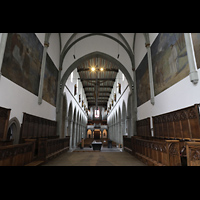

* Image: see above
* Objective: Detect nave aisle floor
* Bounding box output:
[42,148,146,166]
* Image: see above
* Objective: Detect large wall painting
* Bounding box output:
[136,54,150,107]
[1,33,43,96]
[191,33,200,69]
[1,33,58,107]
[151,33,189,96]
[43,54,58,107]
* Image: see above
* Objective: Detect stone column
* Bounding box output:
[38,33,50,105]
[0,33,8,79]
[69,119,74,150]
[132,70,138,135]
[76,122,80,144]
[121,120,126,136]
[126,116,131,137]
[64,116,69,137]
[144,33,155,105]
[184,33,199,84]
[118,121,121,146]
[73,123,77,148]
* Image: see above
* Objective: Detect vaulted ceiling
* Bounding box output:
[49,33,138,113]
[77,55,119,109]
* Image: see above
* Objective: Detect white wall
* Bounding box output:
[0,76,56,124]
[135,33,200,133]
[0,33,60,124]
[64,68,88,122]
[61,35,133,80]
[107,70,130,123]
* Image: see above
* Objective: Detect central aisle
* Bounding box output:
[42,150,146,166]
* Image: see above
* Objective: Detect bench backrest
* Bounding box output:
[153,104,200,140]
[136,117,151,137]
[20,112,57,142]
[0,106,11,140]
[0,142,34,166]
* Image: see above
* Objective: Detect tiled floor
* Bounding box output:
[42,148,146,166]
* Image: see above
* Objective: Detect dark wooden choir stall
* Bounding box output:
[0,107,70,166]
[123,104,200,166]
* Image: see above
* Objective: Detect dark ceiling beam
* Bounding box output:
[77,68,119,73]
[86,94,110,98]
[83,85,113,88]
[88,103,107,106]
[87,97,108,99]
[85,91,110,94]
[88,98,108,101]
[78,78,115,81]
[84,88,112,92]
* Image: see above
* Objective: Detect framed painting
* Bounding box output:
[1,33,43,95]
[151,33,189,96]
[42,53,58,107]
[136,53,150,107]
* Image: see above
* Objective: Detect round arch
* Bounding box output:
[118,106,122,145]
[7,117,20,144]
[68,101,73,149]
[60,33,134,69]
[57,52,134,137]
[61,93,68,138]
[72,107,77,148]
[60,51,134,92]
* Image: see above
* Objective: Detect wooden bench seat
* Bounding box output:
[0,142,35,166]
[133,137,181,166]
[25,160,44,166]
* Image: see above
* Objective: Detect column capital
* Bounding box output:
[145,43,150,48]
[184,33,199,84]
[44,42,49,48]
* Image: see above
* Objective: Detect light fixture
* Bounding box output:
[100,67,104,71]
[91,67,96,72]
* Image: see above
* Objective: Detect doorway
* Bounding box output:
[7,117,20,144]
[94,129,100,139]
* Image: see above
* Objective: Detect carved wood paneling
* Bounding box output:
[152,104,200,140]
[136,117,151,137]
[0,106,11,140]
[20,113,57,142]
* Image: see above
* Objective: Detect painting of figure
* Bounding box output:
[136,54,150,107]
[1,33,43,96]
[151,33,189,96]
[191,33,200,69]
[42,54,58,107]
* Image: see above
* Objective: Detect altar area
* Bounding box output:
[92,141,102,150]
[73,146,122,152]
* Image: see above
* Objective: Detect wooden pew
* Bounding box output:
[19,112,59,156]
[0,106,13,146]
[124,104,200,165]
[129,116,182,166]
[20,112,58,143]
[123,118,152,158]
[152,104,200,140]
[123,136,134,154]
[133,137,181,166]
[37,136,70,162]
[186,142,200,166]
[136,117,151,138]
[0,142,35,166]
[19,112,70,164]
[152,104,200,165]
